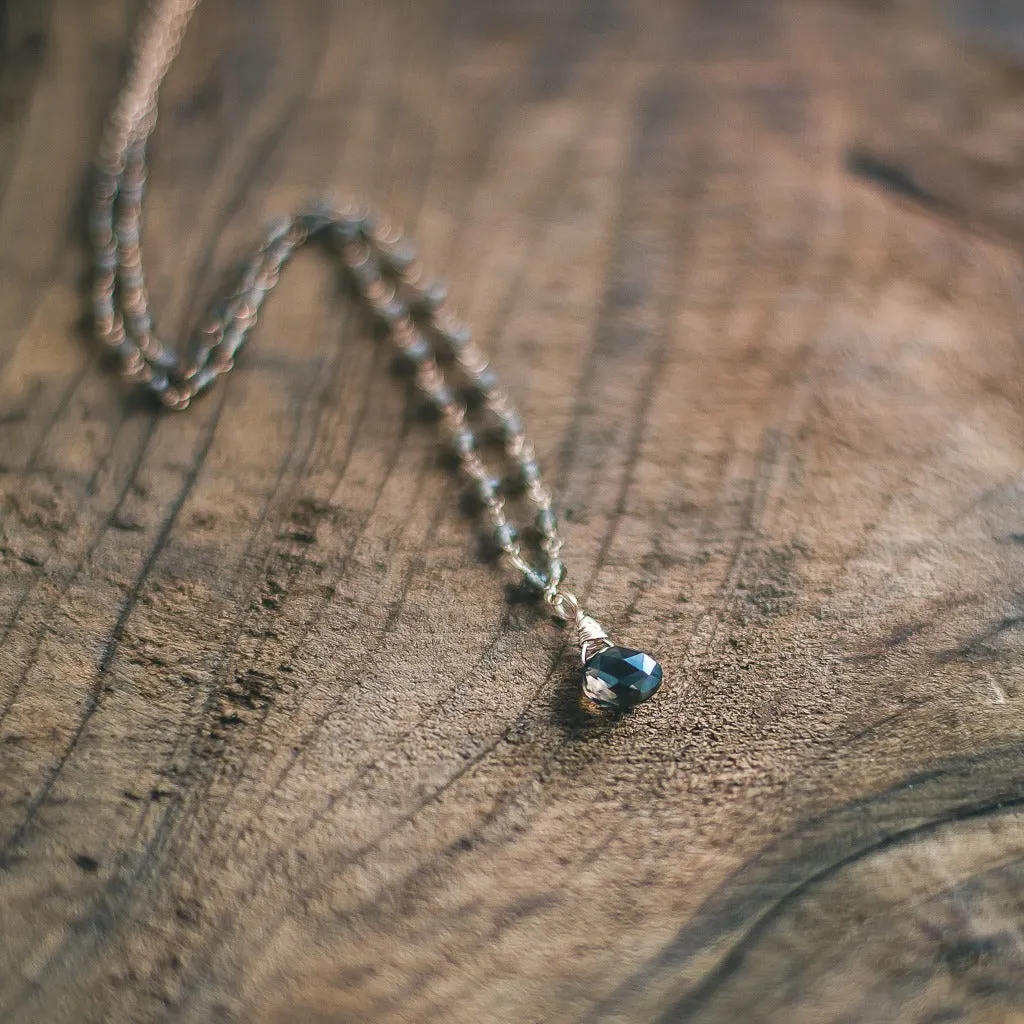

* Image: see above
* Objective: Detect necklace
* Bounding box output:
[89,0,664,711]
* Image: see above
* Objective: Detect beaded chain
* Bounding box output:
[90,0,563,599]
[89,0,664,709]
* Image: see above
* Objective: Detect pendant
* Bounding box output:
[568,600,663,711]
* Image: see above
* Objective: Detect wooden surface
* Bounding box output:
[4,1,1024,1021]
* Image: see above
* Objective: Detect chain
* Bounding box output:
[90,0,571,600]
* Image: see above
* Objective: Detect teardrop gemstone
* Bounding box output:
[582,646,663,710]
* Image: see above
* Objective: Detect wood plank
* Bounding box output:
[2,1,1024,1021]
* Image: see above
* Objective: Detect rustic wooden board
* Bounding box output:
[4,0,1024,1021]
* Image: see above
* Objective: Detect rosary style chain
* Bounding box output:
[90,0,568,599]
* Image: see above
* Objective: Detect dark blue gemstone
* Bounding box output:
[582,646,663,710]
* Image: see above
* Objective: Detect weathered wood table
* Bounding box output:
[3,1,1024,1020]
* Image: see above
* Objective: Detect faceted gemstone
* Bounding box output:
[582,646,663,710]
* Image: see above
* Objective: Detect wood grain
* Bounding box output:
[3,1,1024,1021]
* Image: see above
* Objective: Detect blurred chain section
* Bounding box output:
[90,0,565,597]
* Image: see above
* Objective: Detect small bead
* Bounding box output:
[473,365,498,395]
[451,427,475,458]
[380,241,417,272]
[519,456,541,485]
[265,214,296,243]
[438,321,471,352]
[494,522,518,551]
[147,338,178,370]
[146,371,170,394]
[522,567,548,592]
[189,366,221,396]
[547,559,565,587]
[330,219,361,245]
[416,281,447,312]
[535,507,557,536]
[500,411,524,440]
[347,257,380,291]
[94,172,118,200]
[220,323,248,359]
[162,387,189,411]
[302,204,339,236]
[461,456,488,483]
[398,331,431,364]
[473,476,501,505]
[423,383,455,412]
[131,311,154,336]
[376,296,408,329]
[356,211,377,238]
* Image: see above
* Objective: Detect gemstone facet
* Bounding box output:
[582,646,663,710]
